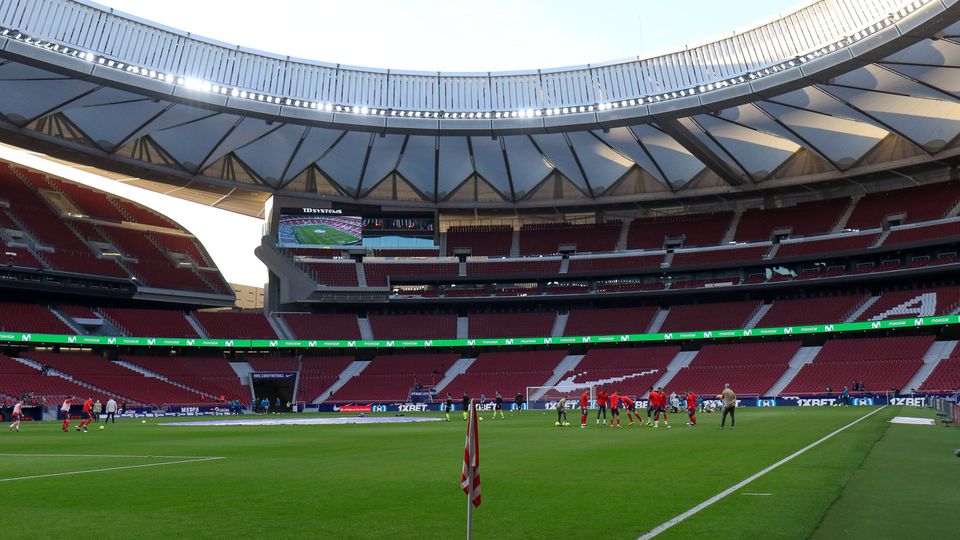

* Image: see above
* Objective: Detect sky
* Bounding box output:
[9,0,804,286]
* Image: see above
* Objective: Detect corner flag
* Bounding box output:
[461,399,481,508]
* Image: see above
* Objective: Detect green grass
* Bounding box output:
[1,407,956,539]
[292,224,360,246]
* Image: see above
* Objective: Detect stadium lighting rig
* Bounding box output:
[0,0,931,122]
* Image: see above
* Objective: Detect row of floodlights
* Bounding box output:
[0,0,928,120]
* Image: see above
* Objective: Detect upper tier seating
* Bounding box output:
[100,308,199,338]
[671,246,770,268]
[302,262,359,287]
[566,254,664,274]
[297,356,355,402]
[25,351,198,406]
[882,221,960,248]
[734,198,850,242]
[369,313,458,339]
[775,233,879,259]
[468,312,556,338]
[281,313,361,340]
[665,342,800,396]
[563,307,659,336]
[364,262,459,287]
[757,295,868,327]
[441,351,566,398]
[553,346,679,397]
[0,353,112,405]
[445,225,512,257]
[782,335,933,394]
[123,355,248,401]
[855,287,960,322]
[194,311,278,339]
[332,354,460,402]
[246,357,299,372]
[466,259,561,277]
[0,303,72,334]
[658,301,761,333]
[518,223,621,255]
[627,212,733,249]
[845,182,960,229]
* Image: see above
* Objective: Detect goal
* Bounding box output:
[526,384,596,405]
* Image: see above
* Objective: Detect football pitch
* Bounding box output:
[292,224,360,246]
[2,406,957,539]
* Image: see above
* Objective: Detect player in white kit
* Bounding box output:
[60,397,74,432]
[8,400,23,432]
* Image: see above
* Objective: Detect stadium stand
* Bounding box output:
[0,353,113,405]
[468,312,557,338]
[518,222,621,255]
[246,357,299,372]
[0,302,72,333]
[782,335,933,394]
[658,301,761,332]
[25,351,199,407]
[670,246,770,268]
[855,287,960,322]
[445,225,512,257]
[466,259,561,277]
[281,313,361,340]
[919,347,960,393]
[563,307,659,336]
[734,199,851,242]
[368,312,458,339]
[99,308,199,338]
[666,342,800,396]
[626,212,733,249]
[441,351,566,398]
[882,221,960,248]
[566,254,664,274]
[331,354,460,402]
[775,233,879,259]
[302,262,360,287]
[553,346,679,397]
[123,355,248,401]
[844,182,960,230]
[297,356,355,402]
[757,295,869,327]
[194,311,278,339]
[364,262,459,287]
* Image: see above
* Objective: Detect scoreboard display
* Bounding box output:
[277,207,434,248]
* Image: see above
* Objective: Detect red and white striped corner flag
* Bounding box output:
[461,398,481,508]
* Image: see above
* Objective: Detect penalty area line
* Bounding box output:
[637,405,888,540]
[0,456,225,483]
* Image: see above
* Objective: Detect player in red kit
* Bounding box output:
[653,388,669,428]
[595,389,608,425]
[579,391,589,428]
[621,394,641,426]
[608,391,621,428]
[77,396,94,432]
[685,390,698,426]
[60,397,74,432]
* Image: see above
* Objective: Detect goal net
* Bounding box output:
[526,384,596,406]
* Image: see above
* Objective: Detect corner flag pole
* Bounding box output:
[461,398,481,539]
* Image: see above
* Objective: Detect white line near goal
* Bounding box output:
[0,455,225,483]
[637,405,888,540]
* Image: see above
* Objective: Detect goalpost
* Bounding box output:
[526,384,596,406]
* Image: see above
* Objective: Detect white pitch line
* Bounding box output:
[638,405,888,540]
[0,453,221,459]
[0,456,225,483]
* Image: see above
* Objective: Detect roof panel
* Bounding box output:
[529,133,589,193]
[629,124,705,186]
[62,99,168,150]
[200,117,280,169]
[566,131,633,193]
[281,127,345,181]
[503,135,553,198]
[359,134,405,193]
[0,78,96,124]
[470,136,513,199]
[233,123,308,185]
[693,114,800,179]
[316,130,371,194]
[592,127,666,182]
[150,113,241,172]
[397,135,437,200]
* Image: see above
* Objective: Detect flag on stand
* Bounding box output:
[461,398,481,507]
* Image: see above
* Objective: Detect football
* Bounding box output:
[99,425,104,431]
[554,421,561,426]
[141,419,146,424]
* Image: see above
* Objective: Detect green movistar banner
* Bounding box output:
[0,315,955,349]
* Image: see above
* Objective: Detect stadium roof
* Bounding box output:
[1,0,960,215]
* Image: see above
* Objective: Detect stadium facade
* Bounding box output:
[1,0,960,412]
